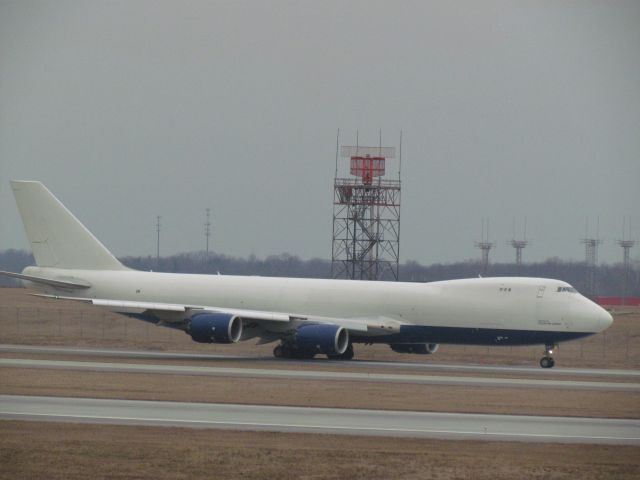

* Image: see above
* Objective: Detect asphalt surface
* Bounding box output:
[2,344,638,378]
[1,395,638,444]
[2,357,639,391]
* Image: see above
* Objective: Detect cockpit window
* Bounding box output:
[557,286,577,293]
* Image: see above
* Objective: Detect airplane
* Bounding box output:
[1,181,613,368]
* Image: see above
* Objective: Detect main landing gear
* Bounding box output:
[539,343,557,368]
[273,343,315,359]
[327,342,354,360]
[273,344,286,358]
[273,341,354,360]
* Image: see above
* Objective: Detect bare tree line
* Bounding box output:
[0,249,638,297]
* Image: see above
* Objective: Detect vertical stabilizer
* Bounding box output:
[11,181,127,270]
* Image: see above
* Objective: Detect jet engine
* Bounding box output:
[188,312,243,344]
[294,323,349,356]
[390,343,439,355]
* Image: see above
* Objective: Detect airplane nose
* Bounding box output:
[598,308,614,330]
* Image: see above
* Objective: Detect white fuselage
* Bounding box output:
[23,266,612,344]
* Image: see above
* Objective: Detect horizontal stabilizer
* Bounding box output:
[0,271,91,289]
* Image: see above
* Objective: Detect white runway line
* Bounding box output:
[2,357,639,391]
[1,395,639,444]
[2,344,639,378]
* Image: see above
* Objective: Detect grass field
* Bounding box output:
[1,421,639,480]
[1,287,639,479]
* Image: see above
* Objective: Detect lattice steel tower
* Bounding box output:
[618,217,636,266]
[475,218,495,275]
[331,136,401,281]
[204,208,211,258]
[581,237,603,297]
[618,217,636,304]
[510,240,528,265]
[582,238,602,266]
[581,218,603,297]
[508,218,529,267]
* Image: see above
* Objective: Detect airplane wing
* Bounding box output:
[32,293,402,335]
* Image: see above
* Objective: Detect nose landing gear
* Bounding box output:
[539,344,557,368]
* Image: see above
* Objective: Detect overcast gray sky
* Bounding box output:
[1,1,639,265]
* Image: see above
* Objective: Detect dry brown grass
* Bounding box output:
[1,421,639,480]
[2,288,639,479]
[1,367,638,419]
[0,289,640,480]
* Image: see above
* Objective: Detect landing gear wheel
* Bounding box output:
[273,344,293,359]
[539,343,557,368]
[327,342,354,360]
[539,356,555,368]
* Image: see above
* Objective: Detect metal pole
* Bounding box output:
[397,130,402,280]
[156,215,161,270]
[335,128,339,178]
[398,130,402,181]
[205,208,211,258]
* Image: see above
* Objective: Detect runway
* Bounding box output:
[2,344,638,378]
[1,394,638,444]
[2,357,639,391]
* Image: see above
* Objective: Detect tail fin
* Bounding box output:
[11,181,127,270]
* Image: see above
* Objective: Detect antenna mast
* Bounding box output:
[475,218,495,275]
[205,208,211,259]
[618,216,636,305]
[581,217,603,297]
[508,217,529,267]
[155,215,161,269]
[331,131,401,281]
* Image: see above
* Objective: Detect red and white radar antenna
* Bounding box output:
[331,135,401,281]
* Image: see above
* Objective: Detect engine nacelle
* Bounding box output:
[390,343,439,355]
[188,312,242,344]
[294,324,349,356]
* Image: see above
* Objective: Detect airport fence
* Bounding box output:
[0,305,638,368]
[1,306,184,345]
